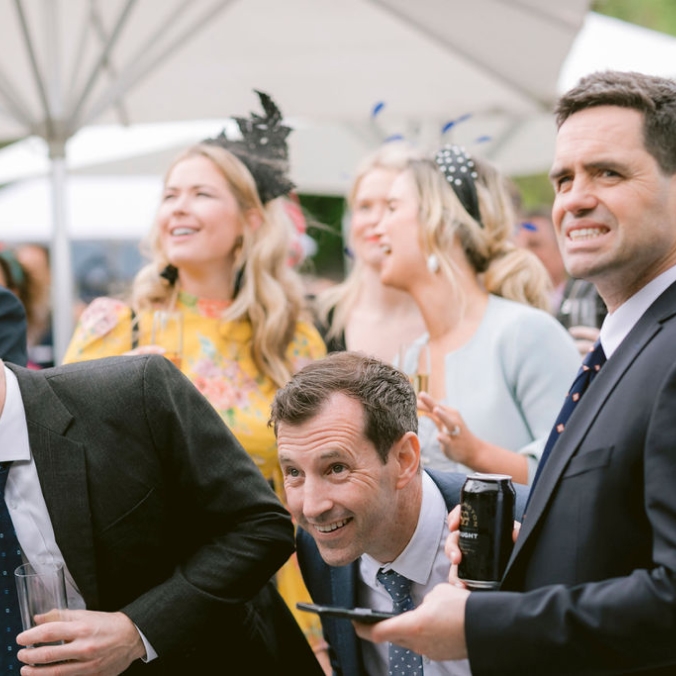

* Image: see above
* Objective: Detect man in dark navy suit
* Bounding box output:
[271,351,526,676]
[359,70,676,676]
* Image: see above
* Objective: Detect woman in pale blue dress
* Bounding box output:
[377,146,580,485]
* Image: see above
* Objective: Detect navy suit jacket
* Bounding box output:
[297,469,528,676]
[466,280,676,676]
[0,286,27,366]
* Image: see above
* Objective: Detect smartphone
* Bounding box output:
[296,602,396,624]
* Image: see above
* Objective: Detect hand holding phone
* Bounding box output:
[296,602,396,624]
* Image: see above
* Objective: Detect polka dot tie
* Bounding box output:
[528,339,607,504]
[0,463,23,672]
[376,568,423,675]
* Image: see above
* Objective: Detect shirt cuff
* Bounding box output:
[135,624,158,663]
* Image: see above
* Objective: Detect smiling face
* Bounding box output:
[550,106,676,310]
[277,392,419,566]
[156,154,246,277]
[349,168,401,268]
[376,170,428,291]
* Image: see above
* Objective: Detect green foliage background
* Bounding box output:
[593,0,676,35]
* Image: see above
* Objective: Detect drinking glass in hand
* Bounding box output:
[559,296,601,330]
[15,562,67,646]
[151,310,184,368]
[398,342,431,395]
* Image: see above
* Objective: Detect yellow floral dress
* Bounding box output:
[63,291,327,651]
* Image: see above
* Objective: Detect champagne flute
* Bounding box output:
[151,310,183,368]
[398,342,430,395]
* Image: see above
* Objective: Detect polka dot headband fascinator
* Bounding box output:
[434,145,483,228]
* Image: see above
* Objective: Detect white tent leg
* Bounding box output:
[49,148,74,365]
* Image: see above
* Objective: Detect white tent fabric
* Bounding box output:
[0,0,591,359]
[0,0,588,137]
[0,175,162,241]
[558,12,676,92]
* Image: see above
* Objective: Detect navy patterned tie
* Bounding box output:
[528,339,607,501]
[376,568,423,675]
[0,463,23,672]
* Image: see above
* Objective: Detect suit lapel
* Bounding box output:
[506,282,676,575]
[9,366,100,607]
[330,563,364,675]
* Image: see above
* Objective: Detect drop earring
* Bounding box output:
[427,254,439,274]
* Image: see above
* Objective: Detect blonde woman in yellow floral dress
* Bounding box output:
[63,97,330,672]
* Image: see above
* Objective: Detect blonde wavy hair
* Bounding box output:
[316,141,425,341]
[406,154,551,311]
[131,143,306,388]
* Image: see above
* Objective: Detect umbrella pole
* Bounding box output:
[48,141,75,365]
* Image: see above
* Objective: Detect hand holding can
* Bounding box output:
[457,473,515,590]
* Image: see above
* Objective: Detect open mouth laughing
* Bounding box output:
[170,226,199,236]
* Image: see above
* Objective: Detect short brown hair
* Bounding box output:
[270,352,417,463]
[555,71,676,175]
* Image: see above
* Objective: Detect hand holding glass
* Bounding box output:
[15,562,67,644]
[151,310,183,368]
[559,296,600,329]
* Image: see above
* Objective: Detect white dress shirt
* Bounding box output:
[599,265,676,358]
[359,472,471,675]
[0,364,156,660]
[0,366,85,610]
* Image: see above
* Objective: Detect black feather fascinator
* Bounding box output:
[203,90,295,203]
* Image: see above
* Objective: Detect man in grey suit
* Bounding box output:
[1,354,323,674]
[271,351,527,676]
[358,71,676,676]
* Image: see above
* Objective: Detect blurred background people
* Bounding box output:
[0,245,51,368]
[316,142,426,362]
[0,285,27,366]
[514,207,569,313]
[62,92,329,669]
[377,146,580,485]
[515,207,606,354]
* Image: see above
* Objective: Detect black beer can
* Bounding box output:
[458,473,515,590]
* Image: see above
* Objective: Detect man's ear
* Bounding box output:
[392,431,421,489]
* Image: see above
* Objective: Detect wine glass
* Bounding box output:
[398,342,430,394]
[151,310,183,368]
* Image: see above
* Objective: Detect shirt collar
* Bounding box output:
[360,471,447,587]
[0,365,31,463]
[600,265,676,359]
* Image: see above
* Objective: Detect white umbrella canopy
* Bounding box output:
[0,0,590,137]
[0,175,163,241]
[0,0,591,360]
[558,11,676,91]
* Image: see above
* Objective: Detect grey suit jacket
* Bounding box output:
[10,355,323,675]
[298,469,528,676]
[466,280,676,676]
